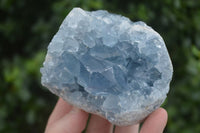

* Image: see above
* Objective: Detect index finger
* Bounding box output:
[46,98,73,126]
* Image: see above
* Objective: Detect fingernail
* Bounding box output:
[70,107,81,113]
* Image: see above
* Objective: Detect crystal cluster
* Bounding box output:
[40,8,173,126]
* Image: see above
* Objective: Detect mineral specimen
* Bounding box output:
[40,7,173,126]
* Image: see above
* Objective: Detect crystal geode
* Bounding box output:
[40,8,173,126]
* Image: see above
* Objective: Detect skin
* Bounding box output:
[45,98,168,133]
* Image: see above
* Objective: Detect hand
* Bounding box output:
[45,98,168,133]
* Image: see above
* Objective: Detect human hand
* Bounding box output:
[45,98,168,133]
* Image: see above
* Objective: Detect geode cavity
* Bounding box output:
[40,7,173,126]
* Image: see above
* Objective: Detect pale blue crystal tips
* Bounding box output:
[40,7,173,126]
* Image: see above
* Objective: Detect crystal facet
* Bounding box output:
[40,8,173,126]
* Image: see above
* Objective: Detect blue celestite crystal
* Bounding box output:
[40,8,173,126]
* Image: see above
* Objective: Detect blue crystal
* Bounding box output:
[40,7,173,126]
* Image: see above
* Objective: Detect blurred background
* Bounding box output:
[0,0,200,133]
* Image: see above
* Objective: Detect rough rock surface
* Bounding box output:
[40,7,173,126]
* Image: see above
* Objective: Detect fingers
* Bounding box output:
[115,124,139,133]
[45,98,167,133]
[45,107,89,133]
[87,114,113,133]
[140,108,168,133]
[46,98,73,126]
